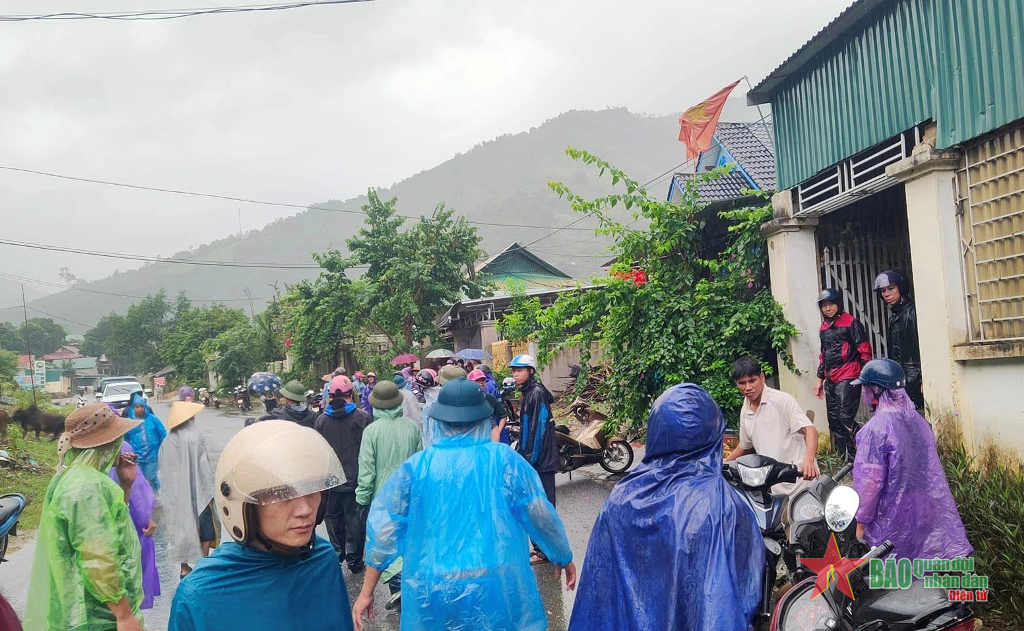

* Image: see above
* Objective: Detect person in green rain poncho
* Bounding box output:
[25,403,146,631]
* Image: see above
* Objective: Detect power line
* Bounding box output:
[0,237,332,269]
[27,306,94,329]
[0,0,384,21]
[0,270,273,304]
[0,165,595,232]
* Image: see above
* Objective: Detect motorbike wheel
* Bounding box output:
[0,533,7,562]
[599,440,634,473]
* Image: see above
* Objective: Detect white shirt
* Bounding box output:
[738,386,815,495]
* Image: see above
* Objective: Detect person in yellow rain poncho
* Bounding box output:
[25,403,146,631]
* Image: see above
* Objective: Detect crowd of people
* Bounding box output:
[18,269,969,631]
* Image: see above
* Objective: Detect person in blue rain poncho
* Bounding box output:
[352,379,577,631]
[124,392,167,490]
[169,420,354,631]
[567,383,764,631]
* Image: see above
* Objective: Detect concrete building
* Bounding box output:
[748,0,1024,453]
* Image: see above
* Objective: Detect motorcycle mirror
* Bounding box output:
[824,485,860,532]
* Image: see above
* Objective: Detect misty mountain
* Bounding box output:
[14,107,695,333]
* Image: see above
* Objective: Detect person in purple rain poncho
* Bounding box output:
[109,442,161,609]
[851,359,972,561]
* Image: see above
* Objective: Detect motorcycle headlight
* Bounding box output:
[792,492,824,522]
[738,464,771,487]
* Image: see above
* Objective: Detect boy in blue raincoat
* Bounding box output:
[568,383,764,631]
[352,379,576,631]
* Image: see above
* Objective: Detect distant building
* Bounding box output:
[438,243,585,351]
[668,119,776,211]
[42,345,82,362]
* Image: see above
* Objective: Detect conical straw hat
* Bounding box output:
[167,401,206,430]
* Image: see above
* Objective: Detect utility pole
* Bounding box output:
[21,284,37,407]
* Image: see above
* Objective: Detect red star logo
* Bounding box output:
[799,534,865,600]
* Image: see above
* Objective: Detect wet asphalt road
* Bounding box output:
[0,401,635,630]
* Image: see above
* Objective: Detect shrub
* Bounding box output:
[935,415,1024,626]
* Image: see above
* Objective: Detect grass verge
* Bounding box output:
[0,432,59,542]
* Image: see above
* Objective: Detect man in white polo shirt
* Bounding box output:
[724,356,819,494]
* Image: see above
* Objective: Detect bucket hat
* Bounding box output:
[393,375,408,389]
[279,380,307,402]
[369,381,404,411]
[438,365,467,385]
[429,379,494,425]
[166,401,205,430]
[58,403,141,461]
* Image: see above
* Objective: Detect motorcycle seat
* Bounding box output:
[555,424,570,435]
[853,579,952,626]
[0,494,25,529]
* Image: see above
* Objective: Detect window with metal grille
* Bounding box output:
[956,123,1024,342]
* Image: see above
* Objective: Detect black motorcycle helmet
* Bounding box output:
[817,288,843,310]
[414,371,436,389]
[851,359,905,390]
[873,269,911,299]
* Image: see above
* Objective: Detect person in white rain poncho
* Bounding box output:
[158,401,218,579]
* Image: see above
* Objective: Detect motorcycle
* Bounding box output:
[234,387,251,412]
[76,395,88,408]
[305,390,323,415]
[0,493,26,563]
[772,527,978,630]
[198,388,221,409]
[723,454,803,629]
[556,399,634,474]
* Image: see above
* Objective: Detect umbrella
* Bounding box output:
[247,372,282,394]
[391,353,420,366]
[455,348,492,361]
[425,349,455,359]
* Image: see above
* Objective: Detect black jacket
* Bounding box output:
[314,402,373,492]
[257,403,318,429]
[888,299,922,387]
[516,378,559,474]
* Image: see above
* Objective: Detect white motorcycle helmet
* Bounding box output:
[215,420,344,553]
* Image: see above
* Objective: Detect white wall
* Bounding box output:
[961,360,1024,453]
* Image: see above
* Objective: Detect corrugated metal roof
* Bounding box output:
[478,243,574,282]
[753,0,1024,189]
[748,0,888,104]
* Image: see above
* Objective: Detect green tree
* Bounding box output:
[496,282,542,343]
[82,314,121,357]
[0,348,18,394]
[283,249,362,372]
[18,318,68,355]
[346,189,489,347]
[202,323,261,390]
[103,292,172,374]
[0,322,21,353]
[517,150,796,432]
[162,304,249,383]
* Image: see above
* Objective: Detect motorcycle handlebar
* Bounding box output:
[848,540,895,580]
[834,462,854,480]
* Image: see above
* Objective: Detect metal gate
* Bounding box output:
[818,189,914,360]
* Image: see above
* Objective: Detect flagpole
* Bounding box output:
[742,75,773,145]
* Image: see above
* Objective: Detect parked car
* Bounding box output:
[95,376,142,401]
[100,381,145,410]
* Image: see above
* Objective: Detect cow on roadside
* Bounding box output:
[12,405,66,440]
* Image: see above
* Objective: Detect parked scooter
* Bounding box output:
[723,454,802,629]
[234,386,251,412]
[0,493,26,563]
[556,399,633,474]
[198,388,221,409]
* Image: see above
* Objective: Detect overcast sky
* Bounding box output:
[0,0,850,291]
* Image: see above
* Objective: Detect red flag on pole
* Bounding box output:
[677,79,741,160]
